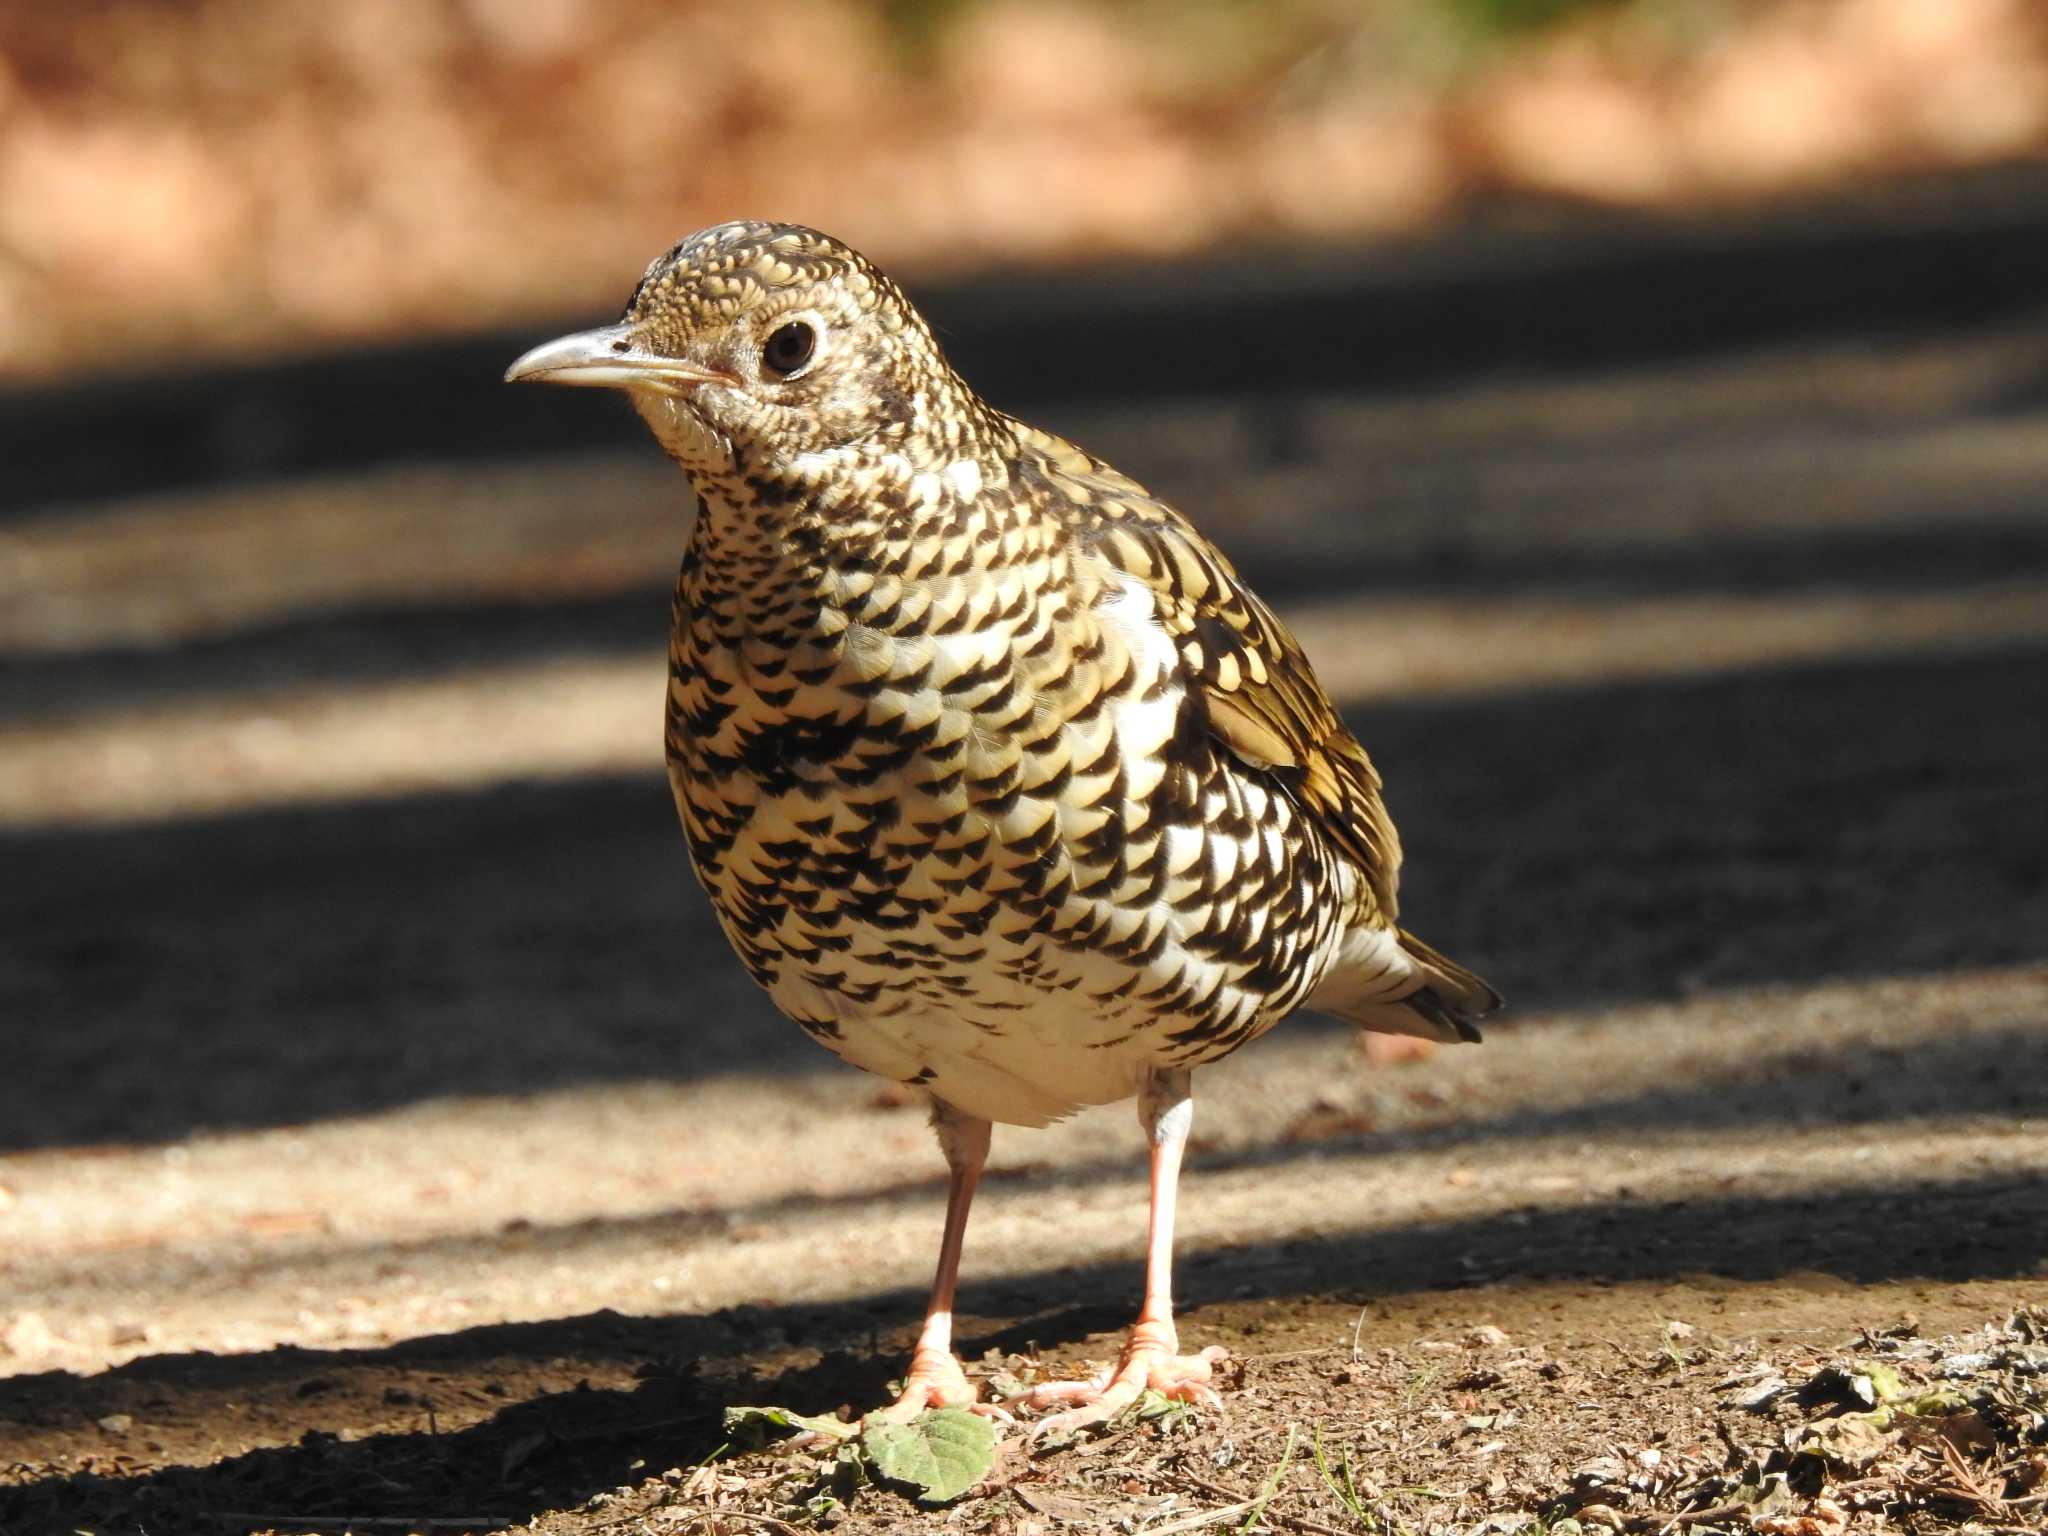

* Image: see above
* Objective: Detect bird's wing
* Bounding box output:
[1017,425,1403,923]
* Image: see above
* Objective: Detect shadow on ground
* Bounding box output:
[3,1167,2042,1535]
[9,507,2048,723]
[7,993,2042,1321]
[5,637,2044,1151]
[10,162,2048,514]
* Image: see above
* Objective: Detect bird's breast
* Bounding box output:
[666,545,1116,841]
[660,535,1350,1124]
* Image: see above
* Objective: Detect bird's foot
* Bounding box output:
[1011,1318,1229,1442]
[865,1348,1012,1426]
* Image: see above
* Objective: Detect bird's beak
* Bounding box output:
[503,324,731,392]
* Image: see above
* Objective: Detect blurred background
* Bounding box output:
[2,2,2046,1530]
[3,0,2048,378]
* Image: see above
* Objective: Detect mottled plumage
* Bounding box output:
[508,221,1499,1430]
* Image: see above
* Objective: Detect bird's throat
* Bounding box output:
[634,391,733,477]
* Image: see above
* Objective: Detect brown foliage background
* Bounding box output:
[2,0,2046,381]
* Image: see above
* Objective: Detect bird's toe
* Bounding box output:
[1016,1335,1232,1442]
[866,1349,988,1424]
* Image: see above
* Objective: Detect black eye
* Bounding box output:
[762,320,816,376]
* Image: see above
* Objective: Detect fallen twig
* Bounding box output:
[1141,1498,1264,1535]
[1174,1469,1254,1504]
[1623,1501,1752,1532]
[1163,1458,1351,1536]
[1266,1509,1362,1536]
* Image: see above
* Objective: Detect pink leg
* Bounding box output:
[870,1101,1009,1422]
[1362,1034,1438,1067]
[1014,1069,1229,1437]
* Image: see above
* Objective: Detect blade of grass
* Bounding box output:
[1240,1422,1300,1534]
[1310,1425,1376,1530]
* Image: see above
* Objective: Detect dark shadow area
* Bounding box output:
[3,639,2043,1152]
[0,590,673,725]
[8,504,2048,727]
[3,1167,2042,1534]
[8,164,2048,516]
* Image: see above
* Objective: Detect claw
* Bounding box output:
[1014,1325,1231,1442]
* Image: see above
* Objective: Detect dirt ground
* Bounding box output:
[3,959,2044,1536]
[2,224,2046,1533]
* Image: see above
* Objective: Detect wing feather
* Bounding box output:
[1015,423,1402,921]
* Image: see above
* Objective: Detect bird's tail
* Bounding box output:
[1304,925,1503,1044]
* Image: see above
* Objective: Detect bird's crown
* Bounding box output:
[625,221,887,323]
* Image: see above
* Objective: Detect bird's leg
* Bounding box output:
[869,1099,1007,1423]
[1014,1067,1229,1437]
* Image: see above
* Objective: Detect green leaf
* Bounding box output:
[1132,1388,1173,1418]
[859,1408,997,1505]
[1901,1387,1972,1417]
[721,1403,858,1446]
[1863,1361,1906,1402]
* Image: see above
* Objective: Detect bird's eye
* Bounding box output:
[762,320,817,377]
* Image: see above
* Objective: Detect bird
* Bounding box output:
[505,221,1500,1438]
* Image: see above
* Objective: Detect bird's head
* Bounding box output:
[506,221,977,487]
